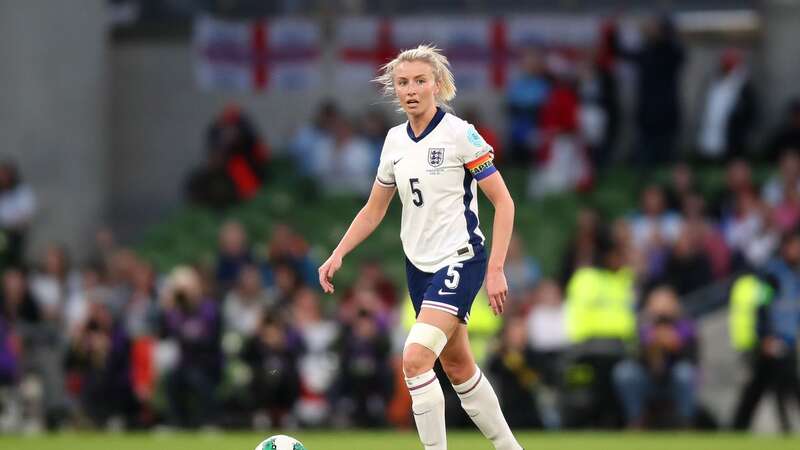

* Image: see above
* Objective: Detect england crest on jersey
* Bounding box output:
[428,147,445,168]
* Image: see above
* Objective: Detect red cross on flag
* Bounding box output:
[336,17,512,91]
[194,15,321,92]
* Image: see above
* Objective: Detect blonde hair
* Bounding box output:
[374,44,457,112]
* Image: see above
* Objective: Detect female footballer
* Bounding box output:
[318,45,521,450]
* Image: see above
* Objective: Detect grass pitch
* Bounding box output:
[1,431,799,450]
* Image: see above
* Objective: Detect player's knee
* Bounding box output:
[403,322,448,377]
[402,344,434,377]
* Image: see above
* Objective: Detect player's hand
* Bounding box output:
[485,268,508,315]
[318,253,343,294]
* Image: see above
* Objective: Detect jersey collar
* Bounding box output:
[407,107,445,143]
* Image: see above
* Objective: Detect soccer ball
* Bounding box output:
[254,435,306,450]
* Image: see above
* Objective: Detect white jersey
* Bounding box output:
[376,108,497,273]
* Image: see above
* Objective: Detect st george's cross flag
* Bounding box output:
[193,15,321,92]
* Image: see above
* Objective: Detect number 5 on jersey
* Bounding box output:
[444,263,463,289]
[409,178,424,207]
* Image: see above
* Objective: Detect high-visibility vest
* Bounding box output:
[729,274,773,351]
[565,267,636,343]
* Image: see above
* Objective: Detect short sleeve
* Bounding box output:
[458,122,497,181]
[375,138,396,188]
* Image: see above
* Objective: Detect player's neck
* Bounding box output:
[407,106,438,137]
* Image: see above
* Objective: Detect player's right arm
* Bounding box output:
[318,181,396,293]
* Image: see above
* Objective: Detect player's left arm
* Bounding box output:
[478,170,515,315]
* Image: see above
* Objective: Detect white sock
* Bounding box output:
[453,366,522,450]
[406,369,447,450]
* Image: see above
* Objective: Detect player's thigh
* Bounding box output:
[439,324,477,385]
[403,308,461,375]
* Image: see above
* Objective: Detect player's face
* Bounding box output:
[394,60,439,117]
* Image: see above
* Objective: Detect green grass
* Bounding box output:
[2,431,799,450]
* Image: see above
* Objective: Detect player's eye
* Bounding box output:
[417,79,426,85]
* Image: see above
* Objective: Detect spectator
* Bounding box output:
[559,207,601,285]
[0,162,36,268]
[291,287,338,426]
[711,158,756,221]
[0,268,39,384]
[359,108,390,168]
[487,317,543,428]
[25,247,75,428]
[215,220,253,293]
[504,235,541,296]
[264,223,317,288]
[762,149,800,207]
[732,232,800,432]
[680,193,730,279]
[628,185,682,279]
[206,103,269,200]
[160,266,222,428]
[765,99,800,162]
[270,261,302,308]
[530,52,592,197]
[103,248,139,320]
[0,267,40,326]
[0,268,40,430]
[665,163,699,212]
[309,116,373,197]
[343,260,398,310]
[506,47,550,165]
[613,287,698,428]
[289,100,341,176]
[223,264,273,339]
[124,259,158,340]
[697,48,757,161]
[770,178,800,234]
[721,189,777,270]
[334,306,392,427]
[242,314,302,429]
[562,227,637,427]
[184,146,239,210]
[630,185,683,252]
[526,279,568,385]
[577,25,620,169]
[29,244,81,324]
[65,301,135,427]
[123,259,158,424]
[615,16,685,166]
[660,224,714,296]
[63,265,106,337]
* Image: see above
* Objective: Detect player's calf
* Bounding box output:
[453,365,523,450]
[403,322,449,450]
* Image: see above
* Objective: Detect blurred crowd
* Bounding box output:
[4,146,800,432]
[180,15,800,204]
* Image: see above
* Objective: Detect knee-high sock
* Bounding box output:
[406,369,446,450]
[453,366,522,450]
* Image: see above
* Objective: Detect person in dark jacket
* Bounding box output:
[487,317,543,428]
[615,16,685,166]
[733,232,800,432]
[160,266,223,428]
[765,99,800,162]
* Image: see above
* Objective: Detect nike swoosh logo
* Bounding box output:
[438,289,456,296]
[392,157,404,165]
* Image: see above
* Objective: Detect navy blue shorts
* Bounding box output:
[405,247,487,323]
